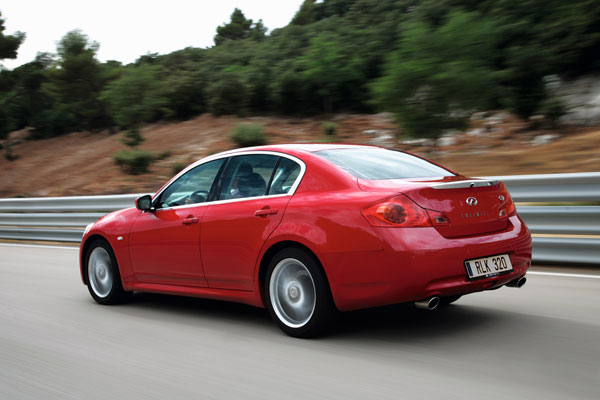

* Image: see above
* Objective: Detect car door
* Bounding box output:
[128,158,226,287]
[201,154,303,291]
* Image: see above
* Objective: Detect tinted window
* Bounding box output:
[268,157,301,195]
[218,155,278,200]
[315,148,453,180]
[157,159,225,208]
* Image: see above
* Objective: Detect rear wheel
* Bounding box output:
[265,248,335,338]
[86,239,131,305]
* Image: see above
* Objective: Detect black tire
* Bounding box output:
[265,248,336,338]
[85,239,131,305]
[439,295,462,306]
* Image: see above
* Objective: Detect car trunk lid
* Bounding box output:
[358,176,511,237]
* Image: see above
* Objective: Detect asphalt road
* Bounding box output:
[1,243,599,400]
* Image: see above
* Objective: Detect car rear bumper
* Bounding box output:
[322,215,532,311]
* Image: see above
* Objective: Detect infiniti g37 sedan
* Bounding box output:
[79,144,532,337]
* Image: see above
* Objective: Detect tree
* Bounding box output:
[0,10,26,138]
[5,53,54,132]
[0,11,25,65]
[302,33,361,113]
[291,0,323,25]
[269,59,311,114]
[47,30,112,132]
[373,10,498,138]
[214,8,266,45]
[205,66,250,115]
[3,0,600,139]
[160,48,206,119]
[101,64,167,132]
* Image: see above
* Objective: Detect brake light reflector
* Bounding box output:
[362,195,431,227]
[427,210,450,226]
[499,192,516,218]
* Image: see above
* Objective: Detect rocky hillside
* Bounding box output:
[1,112,599,198]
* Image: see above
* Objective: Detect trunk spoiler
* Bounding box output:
[430,179,499,189]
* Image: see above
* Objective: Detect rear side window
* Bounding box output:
[268,157,301,195]
[315,148,454,180]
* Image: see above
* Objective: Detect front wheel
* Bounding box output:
[265,248,336,338]
[85,239,131,305]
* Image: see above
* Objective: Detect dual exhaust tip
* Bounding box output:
[505,276,527,288]
[414,275,527,310]
[414,296,440,311]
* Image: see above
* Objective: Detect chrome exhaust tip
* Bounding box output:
[506,276,527,288]
[414,296,440,310]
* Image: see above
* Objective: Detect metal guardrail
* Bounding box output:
[0,173,598,264]
[0,212,106,227]
[484,172,600,202]
[0,194,143,242]
[0,227,85,242]
[529,237,600,265]
[0,194,142,213]
[516,206,600,235]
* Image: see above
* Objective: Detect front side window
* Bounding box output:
[157,158,225,208]
[218,155,279,200]
[315,148,454,180]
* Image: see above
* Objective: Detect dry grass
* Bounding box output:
[1,113,599,197]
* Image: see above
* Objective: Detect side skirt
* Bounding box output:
[125,282,264,308]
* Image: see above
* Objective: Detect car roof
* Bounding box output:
[218,143,375,156]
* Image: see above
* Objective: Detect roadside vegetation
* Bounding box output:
[322,122,337,137]
[112,149,156,175]
[231,123,268,147]
[1,0,599,148]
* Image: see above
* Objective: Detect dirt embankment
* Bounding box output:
[1,112,599,198]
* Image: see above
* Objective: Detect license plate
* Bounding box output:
[465,254,513,279]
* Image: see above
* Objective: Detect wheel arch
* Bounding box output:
[80,234,111,285]
[256,240,335,309]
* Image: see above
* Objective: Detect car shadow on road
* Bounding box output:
[333,302,512,341]
[114,292,512,342]
[121,292,272,325]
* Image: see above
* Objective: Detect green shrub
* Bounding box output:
[157,150,173,161]
[30,109,77,139]
[113,150,156,175]
[3,145,18,161]
[322,121,337,136]
[230,123,267,147]
[121,128,145,147]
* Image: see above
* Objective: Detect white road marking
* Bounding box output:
[1,242,599,279]
[0,242,78,250]
[528,271,600,279]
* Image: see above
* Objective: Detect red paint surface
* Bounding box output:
[80,144,532,311]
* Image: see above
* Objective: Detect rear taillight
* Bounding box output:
[499,192,516,218]
[362,195,441,227]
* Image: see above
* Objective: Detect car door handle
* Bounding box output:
[255,208,278,217]
[182,216,199,225]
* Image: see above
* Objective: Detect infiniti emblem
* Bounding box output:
[466,197,478,206]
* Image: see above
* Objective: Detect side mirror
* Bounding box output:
[135,194,153,211]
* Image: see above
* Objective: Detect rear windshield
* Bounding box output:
[315,148,454,180]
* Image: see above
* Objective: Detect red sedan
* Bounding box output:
[79,144,531,337]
